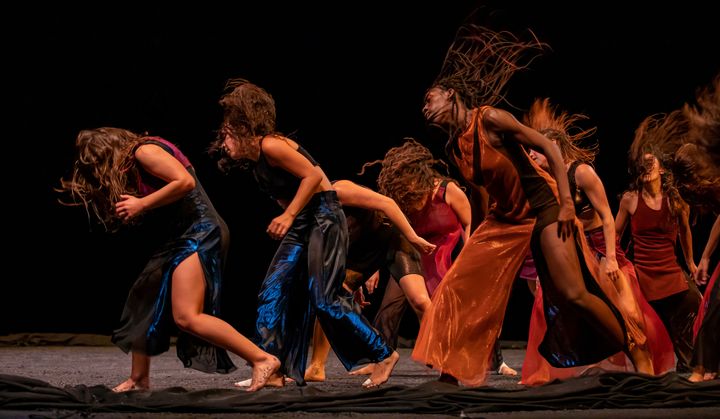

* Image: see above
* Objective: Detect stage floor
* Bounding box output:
[1,339,718,418]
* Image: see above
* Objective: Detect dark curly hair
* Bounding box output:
[360,139,456,215]
[430,24,547,138]
[211,78,278,171]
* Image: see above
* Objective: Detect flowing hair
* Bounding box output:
[685,74,720,166]
[673,75,720,212]
[431,24,548,137]
[627,112,687,217]
[210,78,278,172]
[360,139,454,215]
[57,127,143,231]
[523,98,598,164]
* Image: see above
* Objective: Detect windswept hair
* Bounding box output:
[674,75,720,212]
[57,127,143,231]
[360,139,454,215]
[210,78,278,172]
[627,111,688,217]
[684,75,720,169]
[524,98,598,164]
[433,25,547,110]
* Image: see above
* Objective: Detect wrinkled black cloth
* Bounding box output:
[1,372,718,414]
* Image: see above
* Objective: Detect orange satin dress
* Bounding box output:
[412,107,626,386]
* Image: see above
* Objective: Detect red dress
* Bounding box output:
[412,107,626,386]
[631,196,688,301]
[521,228,676,385]
[408,180,464,296]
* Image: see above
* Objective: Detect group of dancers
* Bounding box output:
[58,24,719,393]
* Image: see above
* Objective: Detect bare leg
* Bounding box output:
[113,352,150,392]
[539,224,626,355]
[304,319,331,382]
[397,274,431,320]
[606,260,653,375]
[352,274,429,377]
[172,253,281,392]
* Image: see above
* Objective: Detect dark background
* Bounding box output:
[6,2,719,341]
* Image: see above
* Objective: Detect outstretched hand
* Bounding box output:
[411,236,437,255]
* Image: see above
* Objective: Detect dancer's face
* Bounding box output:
[422,87,454,127]
[529,148,549,170]
[640,153,663,183]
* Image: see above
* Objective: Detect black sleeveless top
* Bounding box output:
[567,160,593,215]
[253,136,320,201]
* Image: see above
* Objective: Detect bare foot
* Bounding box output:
[234,373,287,388]
[247,356,282,392]
[704,372,717,381]
[363,351,399,389]
[497,362,518,376]
[112,377,149,393]
[304,364,326,382]
[689,372,704,383]
[349,364,375,376]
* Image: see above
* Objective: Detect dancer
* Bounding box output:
[302,179,435,382]
[521,99,674,385]
[689,215,720,382]
[412,25,646,386]
[355,139,517,377]
[58,127,280,392]
[213,79,399,388]
[616,111,701,372]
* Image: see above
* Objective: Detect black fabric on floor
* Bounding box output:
[1,371,718,414]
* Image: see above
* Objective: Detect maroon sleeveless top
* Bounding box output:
[630,194,688,301]
[408,181,464,296]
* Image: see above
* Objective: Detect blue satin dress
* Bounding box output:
[111,138,235,374]
[253,140,392,385]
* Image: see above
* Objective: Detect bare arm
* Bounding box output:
[333,180,436,254]
[695,215,720,285]
[575,164,619,279]
[262,136,324,239]
[483,107,575,240]
[444,181,473,245]
[677,200,697,275]
[115,144,195,220]
[614,192,636,241]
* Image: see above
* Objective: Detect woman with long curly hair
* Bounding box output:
[412,24,649,386]
[615,111,701,373]
[520,99,674,385]
[213,79,399,389]
[58,127,280,392]
[351,139,517,377]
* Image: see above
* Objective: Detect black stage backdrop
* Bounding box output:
[5,2,719,340]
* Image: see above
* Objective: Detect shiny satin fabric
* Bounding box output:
[413,108,626,386]
[409,181,465,297]
[112,171,236,374]
[255,191,392,385]
[521,228,676,386]
[412,215,535,386]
